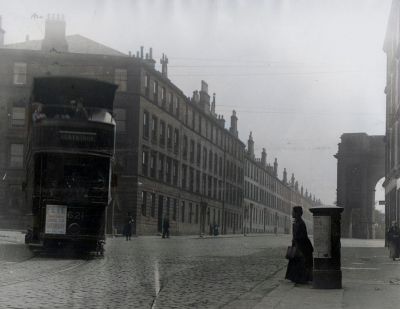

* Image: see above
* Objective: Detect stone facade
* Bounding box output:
[0,16,245,235]
[243,133,317,235]
[384,0,400,233]
[335,133,384,239]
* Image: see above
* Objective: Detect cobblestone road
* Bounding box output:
[0,233,291,309]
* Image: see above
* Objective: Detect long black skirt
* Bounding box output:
[285,255,313,284]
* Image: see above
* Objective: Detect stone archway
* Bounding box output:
[335,133,385,239]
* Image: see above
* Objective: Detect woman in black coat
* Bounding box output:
[285,206,314,284]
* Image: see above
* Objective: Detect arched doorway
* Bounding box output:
[373,178,385,239]
[335,133,385,239]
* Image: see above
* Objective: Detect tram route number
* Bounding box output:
[67,211,84,221]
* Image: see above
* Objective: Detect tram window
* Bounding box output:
[11,107,25,127]
[9,144,23,168]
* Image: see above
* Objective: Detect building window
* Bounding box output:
[153,81,158,101]
[209,150,213,171]
[168,93,173,113]
[189,203,193,224]
[166,197,170,220]
[158,154,164,181]
[151,193,156,217]
[173,129,179,154]
[151,115,158,143]
[213,177,217,199]
[198,115,202,134]
[144,74,150,89]
[197,143,201,166]
[142,149,149,176]
[143,111,149,139]
[150,152,157,178]
[203,147,207,169]
[182,164,187,189]
[196,170,201,193]
[11,107,25,127]
[173,160,179,186]
[13,62,27,85]
[167,125,173,149]
[214,153,218,174]
[202,173,207,195]
[182,135,188,160]
[10,144,23,168]
[114,108,126,132]
[189,167,194,192]
[175,98,180,117]
[173,199,177,221]
[141,191,147,216]
[159,121,166,146]
[181,201,185,223]
[190,140,195,163]
[166,157,172,184]
[114,68,127,91]
[195,204,199,224]
[161,87,166,107]
[208,176,212,197]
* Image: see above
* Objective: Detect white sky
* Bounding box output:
[0,0,393,205]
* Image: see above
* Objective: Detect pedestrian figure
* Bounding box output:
[123,213,133,241]
[32,103,46,122]
[162,218,170,238]
[387,221,400,260]
[285,206,314,284]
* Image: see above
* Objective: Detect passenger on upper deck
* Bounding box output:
[32,103,47,122]
[72,98,89,120]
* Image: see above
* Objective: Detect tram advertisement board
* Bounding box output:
[313,215,331,258]
[45,204,67,234]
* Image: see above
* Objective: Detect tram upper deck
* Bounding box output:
[28,77,117,156]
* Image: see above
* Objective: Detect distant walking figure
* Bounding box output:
[123,213,134,241]
[162,218,170,238]
[387,221,400,260]
[285,206,314,284]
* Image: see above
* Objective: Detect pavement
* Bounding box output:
[0,230,397,308]
[227,239,399,309]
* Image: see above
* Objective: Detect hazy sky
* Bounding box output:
[1,0,393,206]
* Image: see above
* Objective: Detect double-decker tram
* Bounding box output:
[24,76,117,254]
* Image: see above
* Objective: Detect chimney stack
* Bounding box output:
[283,168,287,184]
[273,158,278,177]
[199,80,211,113]
[0,16,5,46]
[211,93,216,116]
[247,132,254,158]
[192,90,200,103]
[41,14,68,52]
[230,110,238,137]
[261,148,267,166]
[161,53,169,78]
[217,115,225,128]
[291,173,295,187]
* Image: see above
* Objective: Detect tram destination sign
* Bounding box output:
[59,130,97,144]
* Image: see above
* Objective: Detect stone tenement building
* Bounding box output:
[0,16,321,235]
[243,132,317,235]
[384,0,400,231]
[0,15,245,235]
